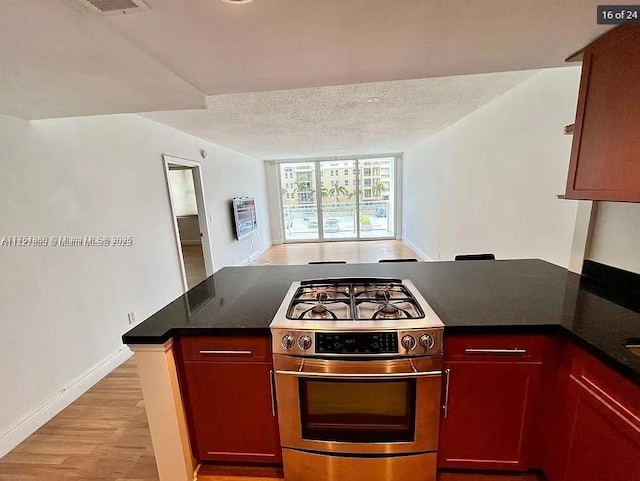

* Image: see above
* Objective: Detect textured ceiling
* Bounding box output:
[142,70,539,159]
[0,0,616,120]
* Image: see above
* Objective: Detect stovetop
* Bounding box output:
[270,278,444,357]
[287,278,426,321]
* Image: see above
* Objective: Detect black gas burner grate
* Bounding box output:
[286,278,425,321]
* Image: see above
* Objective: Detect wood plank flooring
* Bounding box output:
[0,358,159,481]
[252,240,421,265]
[1,242,539,481]
[182,243,207,289]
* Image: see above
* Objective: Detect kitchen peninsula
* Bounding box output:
[123,259,640,481]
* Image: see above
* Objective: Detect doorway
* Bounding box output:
[163,155,214,291]
[279,156,396,242]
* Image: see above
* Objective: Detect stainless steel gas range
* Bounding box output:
[270,278,445,481]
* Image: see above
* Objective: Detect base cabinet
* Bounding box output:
[562,375,640,481]
[178,337,282,464]
[542,345,640,481]
[437,335,543,470]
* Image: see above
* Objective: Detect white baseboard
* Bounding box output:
[402,237,433,261]
[249,241,272,263]
[0,345,133,459]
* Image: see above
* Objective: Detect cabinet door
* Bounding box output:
[182,361,281,463]
[565,27,640,201]
[438,361,541,470]
[562,375,640,481]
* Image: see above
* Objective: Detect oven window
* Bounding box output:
[299,379,416,443]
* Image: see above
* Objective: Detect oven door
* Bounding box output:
[273,354,442,455]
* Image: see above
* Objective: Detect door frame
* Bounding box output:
[162,154,214,291]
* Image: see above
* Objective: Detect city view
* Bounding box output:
[279,158,395,241]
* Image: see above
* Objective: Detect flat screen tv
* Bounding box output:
[231,197,258,240]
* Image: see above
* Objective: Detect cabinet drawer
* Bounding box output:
[444,334,545,362]
[180,336,271,362]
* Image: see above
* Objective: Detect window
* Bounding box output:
[278,158,395,241]
[299,192,312,202]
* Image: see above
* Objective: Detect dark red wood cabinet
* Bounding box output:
[564,26,640,202]
[437,335,544,470]
[177,336,282,464]
[542,344,640,481]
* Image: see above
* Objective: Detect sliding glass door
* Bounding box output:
[280,157,395,242]
[319,159,358,239]
[357,158,394,239]
[280,162,320,241]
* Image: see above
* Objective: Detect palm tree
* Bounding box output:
[372,180,387,199]
[328,185,348,203]
[282,180,315,201]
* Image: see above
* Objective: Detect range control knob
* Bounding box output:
[401,335,417,351]
[281,334,296,350]
[419,334,435,350]
[298,335,313,350]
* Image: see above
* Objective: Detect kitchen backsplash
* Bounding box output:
[586,202,640,275]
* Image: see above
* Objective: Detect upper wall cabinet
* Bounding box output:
[564,26,640,202]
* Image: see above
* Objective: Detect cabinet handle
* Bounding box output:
[464,348,527,354]
[269,369,277,417]
[198,350,252,355]
[443,368,451,419]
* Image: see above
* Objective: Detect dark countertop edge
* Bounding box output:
[123,323,640,386]
[122,326,271,345]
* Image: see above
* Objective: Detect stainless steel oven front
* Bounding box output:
[274,354,442,456]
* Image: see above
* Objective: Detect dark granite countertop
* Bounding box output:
[122,259,640,385]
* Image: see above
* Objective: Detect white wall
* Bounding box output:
[0,113,270,456]
[402,67,581,267]
[587,202,640,274]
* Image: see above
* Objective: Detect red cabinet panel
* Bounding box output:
[181,361,282,463]
[444,334,545,362]
[540,341,640,481]
[180,336,271,362]
[562,374,640,481]
[438,335,543,471]
[177,336,281,464]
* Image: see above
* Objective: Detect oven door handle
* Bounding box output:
[275,369,442,379]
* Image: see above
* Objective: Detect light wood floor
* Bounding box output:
[1,241,539,481]
[182,243,207,289]
[252,240,421,265]
[0,358,159,481]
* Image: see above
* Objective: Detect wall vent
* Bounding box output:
[65,0,150,16]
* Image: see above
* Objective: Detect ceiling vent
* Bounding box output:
[65,0,150,16]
